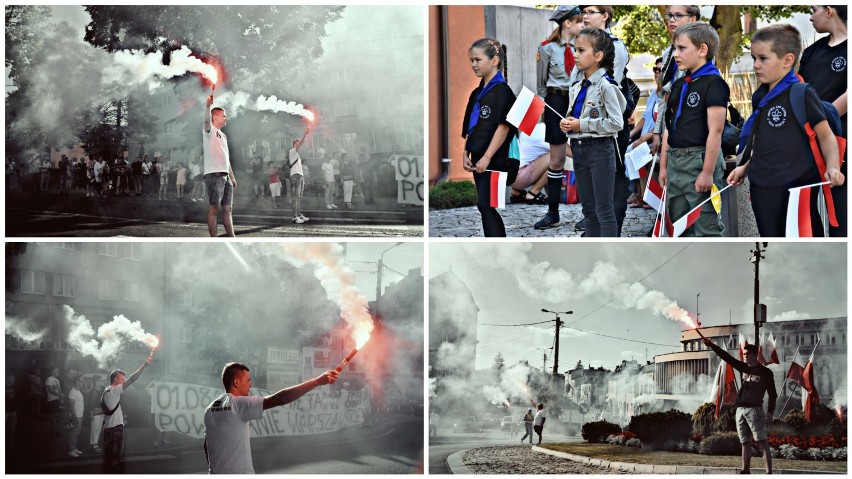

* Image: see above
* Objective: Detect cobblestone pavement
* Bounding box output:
[429,202,656,238]
[461,446,630,474]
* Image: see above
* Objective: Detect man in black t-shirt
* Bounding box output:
[703,336,776,475]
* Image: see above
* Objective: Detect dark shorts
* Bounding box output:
[204,173,233,207]
[544,89,571,145]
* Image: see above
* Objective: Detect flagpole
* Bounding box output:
[779,346,801,416]
[780,337,821,418]
[543,101,566,120]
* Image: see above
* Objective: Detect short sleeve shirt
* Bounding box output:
[799,37,847,133]
[203,125,230,174]
[289,148,303,176]
[534,409,546,427]
[321,162,335,182]
[204,393,265,474]
[68,388,84,418]
[665,75,730,148]
[102,383,125,428]
[462,81,518,164]
[45,376,61,401]
[749,87,826,187]
[519,123,549,167]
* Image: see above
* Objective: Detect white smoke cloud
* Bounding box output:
[441,244,695,328]
[63,305,157,369]
[107,45,217,90]
[255,95,314,121]
[4,316,48,343]
[770,310,812,322]
[279,243,373,347]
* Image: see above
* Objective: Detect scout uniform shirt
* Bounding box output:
[664,73,729,148]
[537,38,575,97]
[566,68,627,139]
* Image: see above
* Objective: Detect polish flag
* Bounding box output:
[506,86,546,136]
[667,205,702,237]
[786,182,829,237]
[758,332,779,365]
[487,170,508,209]
[738,333,748,361]
[644,177,665,212]
[787,360,805,387]
[651,185,667,237]
[710,360,738,419]
[802,361,820,422]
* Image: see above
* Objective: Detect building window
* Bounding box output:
[55,243,76,251]
[181,325,192,343]
[53,274,76,298]
[124,282,141,302]
[180,287,193,307]
[21,270,46,294]
[99,244,118,257]
[121,243,142,261]
[97,279,119,301]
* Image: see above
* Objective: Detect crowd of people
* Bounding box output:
[464,5,847,237]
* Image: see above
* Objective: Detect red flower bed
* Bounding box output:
[767,435,848,449]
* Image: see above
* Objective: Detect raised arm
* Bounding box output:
[293,127,312,152]
[262,370,338,410]
[123,356,152,390]
[204,95,214,133]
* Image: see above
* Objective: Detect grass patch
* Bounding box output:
[542,443,847,473]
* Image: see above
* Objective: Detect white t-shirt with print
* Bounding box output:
[534,409,546,427]
[203,125,230,174]
[45,376,61,402]
[289,148,303,177]
[204,393,265,474]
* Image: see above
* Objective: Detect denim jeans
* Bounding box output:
[103,425,125,473]
[572,137,617,237]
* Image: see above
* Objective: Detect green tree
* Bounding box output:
[492,352,505,375]
[604,6,812,72]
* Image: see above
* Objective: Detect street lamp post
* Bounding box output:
[541,308,573,378]
[376,242,404,311]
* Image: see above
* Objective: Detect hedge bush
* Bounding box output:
[582,420,622,443]
[693,402,737,436]
[699,432,742,456]
[628,410,692,450]
[429,181,477,209]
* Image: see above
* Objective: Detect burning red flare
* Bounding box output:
[199,56,227,90]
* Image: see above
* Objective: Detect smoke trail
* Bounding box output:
[108,45,217,88]
[255,95,315,121]
[4,316,48,343]
[63,305,158,369]
[280,244,373,347]
[441,244,696,329]
[482,385,509,407]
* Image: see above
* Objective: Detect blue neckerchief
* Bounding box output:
[672,61,722,130]
[570,79,591,118]
[737,70,800,153]
[467,71,506,135]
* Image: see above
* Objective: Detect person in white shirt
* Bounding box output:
[102,355,153,472]
[67,378,85,457]
[321,157,338,209]
[203,362,338,474]
[203,94,238,237]
[288,127,312,224]
[533,403,546,445]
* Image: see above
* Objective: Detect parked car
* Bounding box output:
[453,416,481,433]
[500,415,518,434]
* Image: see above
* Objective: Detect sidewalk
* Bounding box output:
[429,202,657,237]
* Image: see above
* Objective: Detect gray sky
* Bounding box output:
[345,241,422,301]
[430,242,847,371]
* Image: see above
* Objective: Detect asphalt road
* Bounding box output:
[428,428,582,474]
[5,207,423,237]
[10,416,423,474]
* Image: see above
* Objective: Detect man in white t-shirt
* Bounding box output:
[203,94,238,237]
[321,158,338,209]
[204,362,338,474]
[533,403,546,445]
[45,368,63,435]
[67,378,85,457]
[102,355,153,472]
[288,126,311,224]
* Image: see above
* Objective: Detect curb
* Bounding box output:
[447,449,476,475]
[531,446,844,474]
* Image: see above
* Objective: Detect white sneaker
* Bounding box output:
[299,214,310,222]
[327,204,333,209]
[331,204,339,208]
[74,448,83,455]
[68,450,80,457]
[293,216,305,224]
